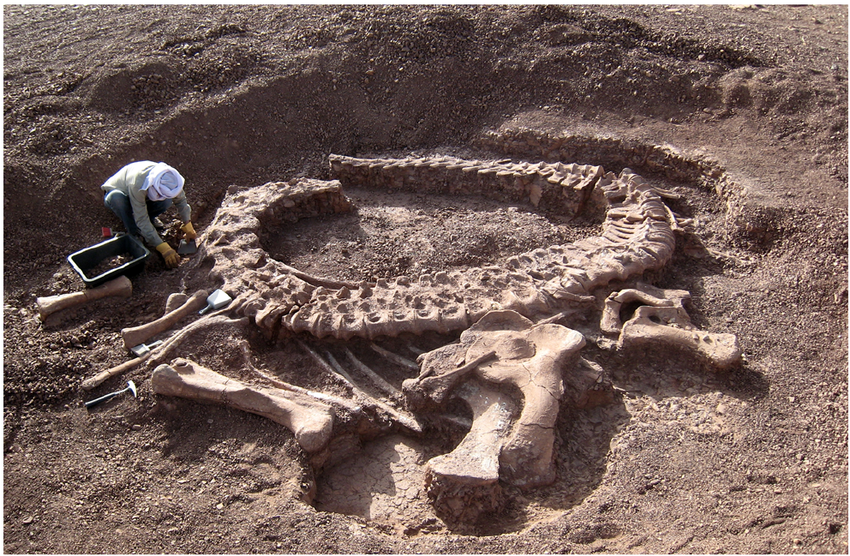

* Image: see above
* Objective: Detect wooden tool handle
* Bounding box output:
[121,290,208,350]
[37,275,132,321]
[81,352,149,391]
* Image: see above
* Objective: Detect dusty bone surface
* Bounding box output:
[171,145,742,523]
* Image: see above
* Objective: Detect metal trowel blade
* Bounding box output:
[177,239,197,255]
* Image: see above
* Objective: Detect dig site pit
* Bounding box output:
[151,127,747,535]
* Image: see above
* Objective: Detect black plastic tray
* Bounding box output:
[68,234,150,288]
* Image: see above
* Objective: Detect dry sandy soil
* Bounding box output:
[3,4,848,554]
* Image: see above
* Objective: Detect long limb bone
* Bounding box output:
[425,380,515,523]
[37,275,132,322]
[151,358,334,453]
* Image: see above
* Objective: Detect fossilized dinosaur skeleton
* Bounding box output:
[161,150,740,520]
[202,155,678,342]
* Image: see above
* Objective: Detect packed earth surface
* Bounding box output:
[3,5,848,554]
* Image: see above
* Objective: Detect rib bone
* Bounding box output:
[298,340,423,433]
[343,347,403,399]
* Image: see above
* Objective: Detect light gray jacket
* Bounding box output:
[101,161,191,246]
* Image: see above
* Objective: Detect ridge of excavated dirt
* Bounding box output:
[3,4,848,554]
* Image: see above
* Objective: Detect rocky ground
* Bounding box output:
[3,4,848,553]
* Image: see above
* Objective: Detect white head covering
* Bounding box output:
[143,163,185,201]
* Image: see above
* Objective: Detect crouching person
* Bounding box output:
[101,161,197,268]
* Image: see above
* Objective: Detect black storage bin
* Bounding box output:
[68,234,150,287]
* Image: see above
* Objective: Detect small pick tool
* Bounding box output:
[85,380,137,409]
[199,289,232,315]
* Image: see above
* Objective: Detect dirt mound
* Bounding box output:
[4,4,847,553]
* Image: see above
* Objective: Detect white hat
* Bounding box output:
[143,163,185,201]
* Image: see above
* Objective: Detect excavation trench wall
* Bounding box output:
[4,30,756,294]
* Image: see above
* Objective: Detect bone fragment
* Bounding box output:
[37,275,132,321]
[406,343,426,356]
[534,308,580,326]
[81,350,151,391]
[369,342,419,371]
[579,356,606,376]
[121,290,208,350]
[343,347,402,399]
[417,350,496,383]
[275,262,368,291]
[151,358,334,453]
[620,307,742,369]
[165,293,189,314]
[601,285,683,334]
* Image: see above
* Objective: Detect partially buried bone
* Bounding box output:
[121,290,208,350]
[404,310,587,489]
[425,380,514,523]
[151,358,334,453]
[601,283,741,369]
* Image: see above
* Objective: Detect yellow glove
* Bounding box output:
[181,221,197,241]
[156,242,179,269]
